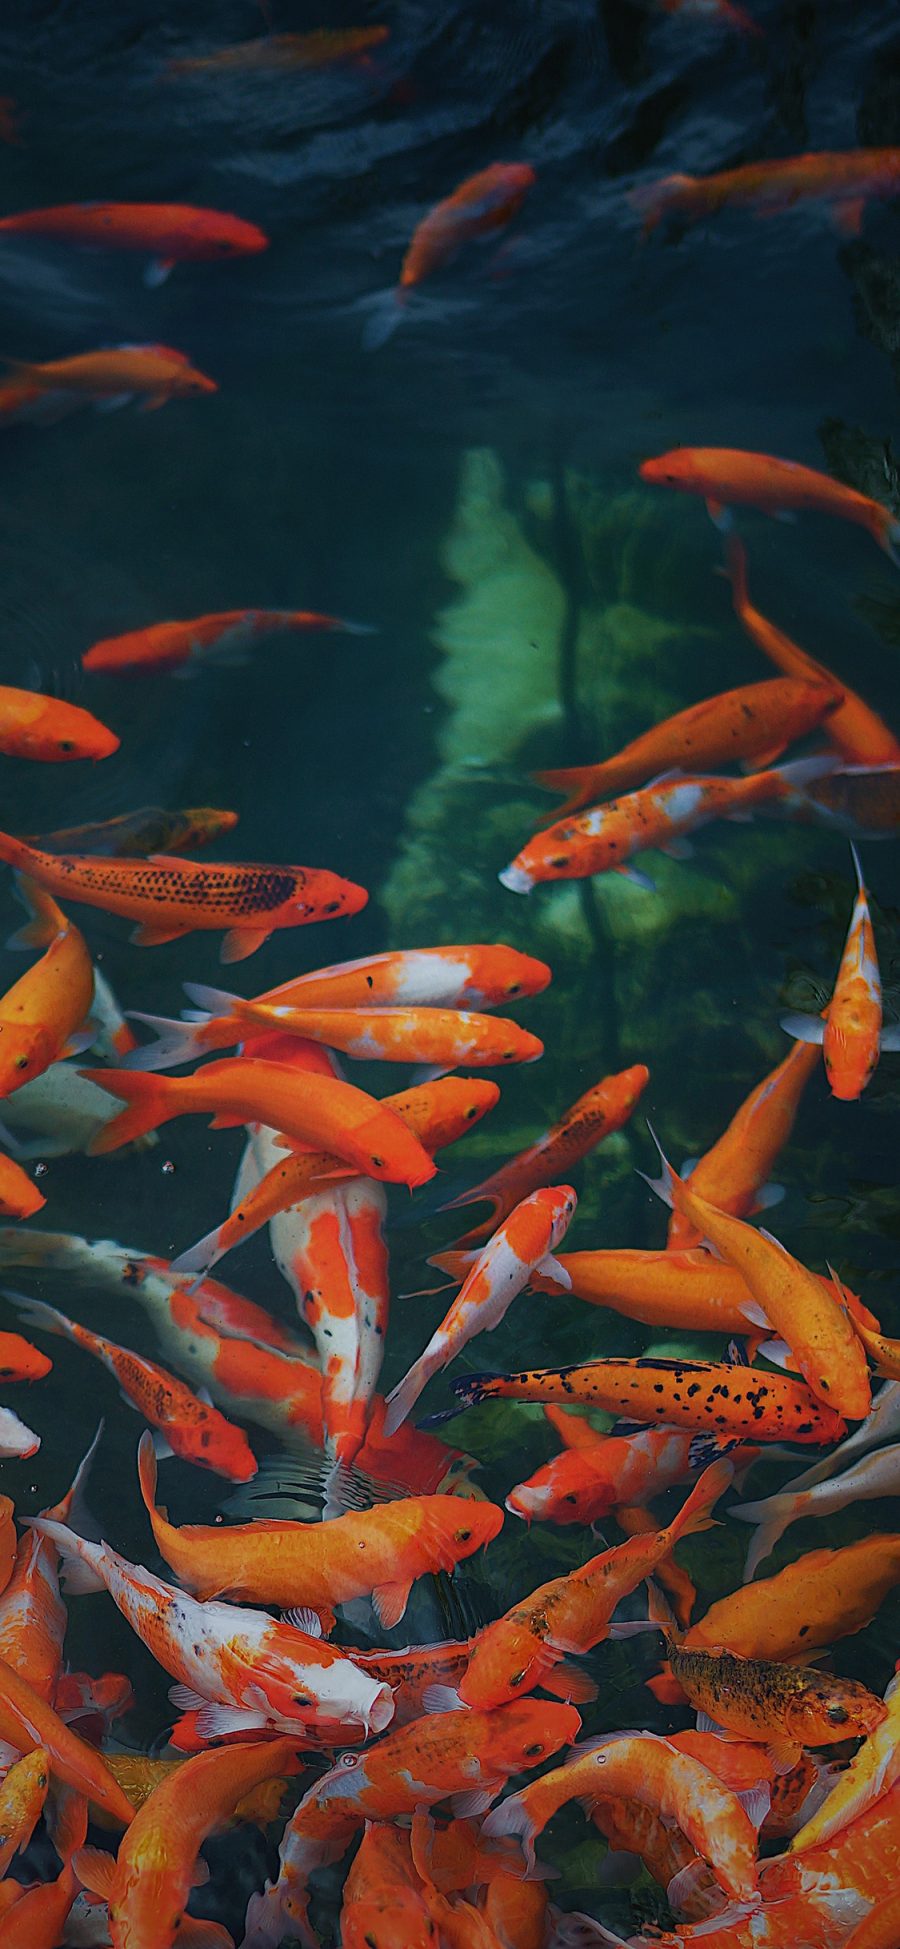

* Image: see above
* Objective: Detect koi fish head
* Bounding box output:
[506,1449,612,1526]
[187,1411,258,1482]
[27,701,120,762]
[459,1620,550,1710]
[483,1699,582,1773]
[0,1022,55,1097]
[783,1674,887,1747]
[823,1014,880,1101]
[341,1895,438,1949]
[170,360,218,396]
[639,448,697,491]
[499,818,593,893]
[464,946,552,1004]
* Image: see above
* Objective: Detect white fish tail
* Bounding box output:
[483,1792,537,1872]
[29,1517,106,1595]
[170,1226,225,1280]
[181,981,241,1015]
[122,1012,209,1072]
[637,1120,679,1211]
[381,1350,436,1435]
[4,1290,74,1341]
[729,1490,800,1580]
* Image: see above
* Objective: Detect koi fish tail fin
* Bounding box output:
[528,765,598,819]
[483,1792,538,1872]
[871,503,900,568]
[382,1350,436,1436]
[729,1489,800,1581]
[549,1911,632,1948]
[48,1419,104,1529]
[637,1121,682,1212]
[361,286,405,351]
[768,754,840,805]
[28,1517,107,1596]
[121,1011,209,1072]
[79,1067,176,1152]
[9,873,66,948]
[169,1224,226,1282]
[4,1289,74,1344]
[628,173,695,237]
[667,1457,733,1545]
[49,1784,88,1868]
[646,1575,681,1642]
[137,1427,165,1522]
[242,1877,308,1949]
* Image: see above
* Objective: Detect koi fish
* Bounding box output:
[731,1441,900,1578]
[0,1654,134,1823]
[82,607,375,674]
[787,762,900,837]
[81,1058,436,1184]
[0,1746,49,1874]
[782,845,899,1098]
[499,759,829,893]
[0,1428,100,1701]
[788,1667,900,1855]
[365,164,536,349]
[633,148,900,239]
[639,446,900,563]
[243,941,552,1012]
[448,1356,846,1442]
[485,1731,760,1902]
[533,678,840,818]
[338,1820,436,1949]
[0,1331,50,1380]
[171,1076,500,1278]
[168,26,389,76]
[440,1066,649,1245]
[0,884,94,1099]
[0,344,216,414]
[0,1406,40,1454]
[643,1129,871,1420]
[665,1041,819,1249]
[8,1295,257,1481]
[525,1244,764,1335]
[680,1532,900,1662]
[0,686,118,764]
[137,1429,502,1628]
[74,1736,309,1949]
[241,1700,581,1949]
[55,1668,133,1741]
[178,986,543,1070]
[0,201,268,285]
[384,1186,578,1432]
[32,1520,394,1743]
[843,1895,900,1949]
[723,537,900,765]
[409,1812,531,1896]
[32,804,239,857]
[480,1873,548,1949]
[93,1751,290,1828]
[458,1459,729,1710]
[0,1786,89,1949]
[507,1423,734,1526]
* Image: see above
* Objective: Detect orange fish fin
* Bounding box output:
[742,742,787,770]
[208,1111,248,1131]
[9,874,67,947]
[130,922,190,947]
[221,927,270,963]
[72,1846,117,1900]
[371,1579,413,1629]
[542,1660,598,1705]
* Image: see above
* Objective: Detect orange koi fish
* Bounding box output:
[639,445,900,563]
[0,1655,134,1822]
[0,828,366,962]
[480,1873,548,1949]
[0,1429,100,1702]
[485,1731,760,1902]
[0,686,118,763]
[499,759,827,893]
[172,1076,500,1279]
[533,677,840,818]
[658,0,762,35]
[9,1295,257,1480]
[74,1736,308,1949]
[365,164,536,349]
[338,1820,435,1949]
[0,201,268,285]
[782,845,899,1098]
[614,1502,698,1628]
[34,803,239,858]
[507,1422,731,1526]
[0,1331,50,1380]
[0,1747,49,1874]
[525,1243,764,1334]
[385,1186,577,1432]
[409,1812,530,1897]
[634,148,900,239]
[352,1636,595,1723]
[665,1041,819,1250]
[0,884,93,1098]
[0,1787,88,1949]
[242,1701,581,1949]
[450,1354,846,1442]
[643,1131,871,1420]
[81,1057,436,1184]
[83,606,375,674]
[137,1429,501,1629]
[247,941,551,1012]
[93,1750,289,1827]
[55,1668,133,1742]
[177,985,543,1069]
[843,1895,900,1949]
[33,1520,394,1743]
[787,1667,900,1855]
[440,1065,649,1245]
[724,537,900,765]
[0,344,216,415]
[168,26,389,76]
[458,1459,729,1710]
[680,1533,900,1664]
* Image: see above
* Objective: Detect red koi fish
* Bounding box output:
[83,606,375,674]
[507,1421,734,1525]
[499,759,827,893]
[782,845,899,1098]
[440,1065,649,1245]
[666,1039,820,1249]
[0,1331,50,1380]
[0,344,216,416]
[9,1295,257,1480]
[0,686,118,763]
[0,201,268,285]
[365,163,536,348]
[639,446,900,563]
[384,1186,577,1432]
[533,677,840,817]
[633,148,900,239]
[724,537,900,765]
[0,828,367,962]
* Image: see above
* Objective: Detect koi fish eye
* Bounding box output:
[506,982,522,996]
[323,901,340,914]
[454,1527,472,1543]
[465,1106,479,1120]
[58,739,74,753]
[365,1936,378,1948]
[825,1702,849,1724]
[564,1493,578,1505]
[14,1056,29,1071]
[509,1669,527,1688]
[524,1741,544,1756]
[370,1155,384,1170]
[339,1751,361,1768]
[549,855,569,871]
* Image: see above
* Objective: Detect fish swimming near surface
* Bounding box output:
[639,446,900,563]
[781,844,900,1098]
[0,344,216,416]
[532,676,842,817]
[663,1040,820,1250]
[365,163,536,349]
[31,804,239,857]
[82,607,376,674]
[633,147,900,238]
[0,686,118,763]
[0,828,367,961]
[0,201,269,285]
[0,883,94,1099]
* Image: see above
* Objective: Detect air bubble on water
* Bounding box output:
[33,1162,48,1178]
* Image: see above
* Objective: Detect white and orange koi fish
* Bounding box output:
[781,845,900,1099]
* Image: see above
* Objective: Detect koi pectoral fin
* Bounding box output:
[536,1253,572,1291]
[371,1579,414,1629]
[880,1024,900,1051]
[221,926,271,963]
[130,923,191,947]
[779,1012,826,1045]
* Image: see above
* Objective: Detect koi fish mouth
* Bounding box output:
[498,863,533,895]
